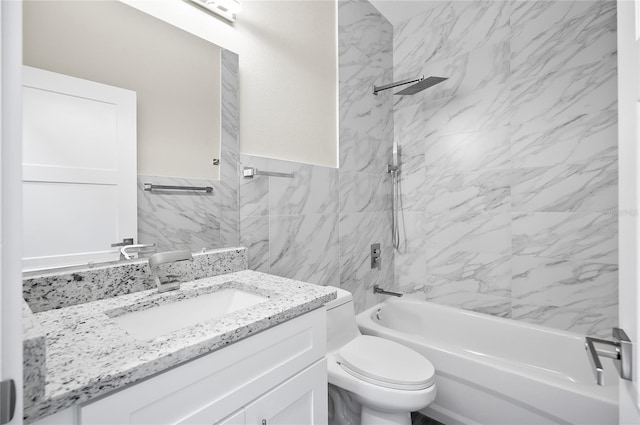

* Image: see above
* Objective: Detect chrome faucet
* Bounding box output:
[373,285,403,297]
[148,250,194,293]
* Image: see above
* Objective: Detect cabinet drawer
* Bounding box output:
[80,308,326,425]
[244,359,327,425]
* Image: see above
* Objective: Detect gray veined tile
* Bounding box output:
[137,176,157,245]
[510,106,617,168]
[339,170,390,214]
[425,126,511,174]
[394,1,510,70]
[440,1,511,58]
[425,248,511,297]
[268,159,338,215]
[220,211,239,247]
[221,50,239,163]
[397,134,425,172]
[394,211,427,288]
[240,215,269,273]
[512,300,617,339]
[138,175,222,252]
[423,168,510,215]
[338,0,382,34]
[398,166,427,213]
[339,125,391,174]
[393,102,426,144]
[512,255,618,308]
[425,211,511,255]
[339,212,393,301]
[511,159,618,213]
[510,57,617,134]
[393,3,453,76]
[512,212,617,264]
[269,213,340,286]
[511,0,616,81]
[421,84,512,139]
[239,155,269,218]
[416,40,510,101]
[339,8,394,176]
[422,289,512,319]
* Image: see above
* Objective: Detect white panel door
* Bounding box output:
[244,360,328,425]
[22,66,137,270]
[618,0,640,422]
[1,1,24,423]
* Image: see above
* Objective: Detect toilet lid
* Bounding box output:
[336,335,435,391]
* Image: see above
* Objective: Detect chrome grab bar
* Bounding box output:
[585,327,632,386]
[242,167,294,179]
[373,285,402,297]
[144,183,213,193]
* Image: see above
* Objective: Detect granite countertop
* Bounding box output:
[24,270,336,423]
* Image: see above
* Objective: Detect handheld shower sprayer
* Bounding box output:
[377,73,448,251]
[388,141,400,250]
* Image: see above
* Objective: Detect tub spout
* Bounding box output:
[373,285,402,297]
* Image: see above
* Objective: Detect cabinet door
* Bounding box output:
[245,360,327,425]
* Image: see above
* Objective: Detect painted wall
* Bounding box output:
[238,0,393,313]
[393,0,618,337]
[125,0,338,168]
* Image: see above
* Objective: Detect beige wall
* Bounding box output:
[236,1,337,167]
[24,1,222,180]
[124,0,339,168]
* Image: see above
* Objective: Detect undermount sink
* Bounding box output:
[108,287,269,340]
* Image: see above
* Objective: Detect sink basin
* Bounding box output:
[109,288,268,340]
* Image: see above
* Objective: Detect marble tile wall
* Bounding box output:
[393,0,618,337]
[137,49,240,253]
[238,0,395,314]
[338,0,395,312]
[239,156,341,289]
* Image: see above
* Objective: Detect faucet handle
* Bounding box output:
[148,250,194,269]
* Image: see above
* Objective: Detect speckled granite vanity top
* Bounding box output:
[23,269,336,423]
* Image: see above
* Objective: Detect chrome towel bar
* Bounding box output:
[143,183,213,193]
[243,166,294,179]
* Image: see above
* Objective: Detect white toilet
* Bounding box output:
[325,287,436,425]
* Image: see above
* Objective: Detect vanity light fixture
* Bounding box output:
[187,0,241,22]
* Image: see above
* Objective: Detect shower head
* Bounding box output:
[395,76,448,95]
[373,75,448,96]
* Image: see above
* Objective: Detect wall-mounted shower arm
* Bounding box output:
[373,76,424,95]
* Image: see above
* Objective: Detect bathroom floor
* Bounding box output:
[412,412,444,425]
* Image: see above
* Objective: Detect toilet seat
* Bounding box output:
[335,335,435,391]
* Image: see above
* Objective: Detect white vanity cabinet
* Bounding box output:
[218,360,327,425]
[33,308,327,425]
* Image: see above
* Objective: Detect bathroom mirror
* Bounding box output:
[24,0,223,180]
[22,1,240,271]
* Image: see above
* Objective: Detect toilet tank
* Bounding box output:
[325,286,361,352]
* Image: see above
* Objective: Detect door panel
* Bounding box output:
[22,66,136,270]
[1,1,24,423]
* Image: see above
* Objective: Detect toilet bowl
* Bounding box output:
[325,287,436,425]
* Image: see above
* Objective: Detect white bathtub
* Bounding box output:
[357,297,618,425]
